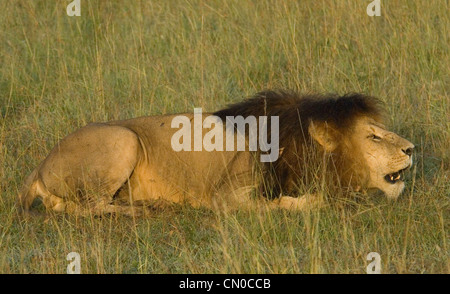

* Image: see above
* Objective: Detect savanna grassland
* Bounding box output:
[0,0,448,274]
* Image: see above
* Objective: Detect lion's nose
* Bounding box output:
[402,146,414,157]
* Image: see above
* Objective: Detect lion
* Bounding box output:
[17,90,414,216]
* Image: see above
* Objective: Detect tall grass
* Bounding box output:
[0,0,448,273]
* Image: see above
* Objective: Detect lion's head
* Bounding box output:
[309,116,414,199]
[215,90,414,200]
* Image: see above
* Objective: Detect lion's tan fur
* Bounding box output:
[18,90,414,216]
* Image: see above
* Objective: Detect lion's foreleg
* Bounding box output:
[271,194,324,211]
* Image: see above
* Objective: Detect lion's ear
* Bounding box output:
[308,121,338,152]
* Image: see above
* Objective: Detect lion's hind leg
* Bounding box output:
[18,173,146,217]
[17,173,81,216]
[89,200,146,217]
[17,168,40,214]
[16,169,72,215]
[23,178,144,217]
[18,124,145,216]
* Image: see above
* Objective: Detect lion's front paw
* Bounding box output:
[277,195,322,211]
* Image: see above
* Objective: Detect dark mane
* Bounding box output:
[214,89,385,133]
[214,89,386,198]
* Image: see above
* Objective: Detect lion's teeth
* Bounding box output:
[395,174,400,180]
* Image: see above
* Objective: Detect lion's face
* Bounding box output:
[349,117,414,199]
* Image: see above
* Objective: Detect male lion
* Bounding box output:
[18,90,414,215]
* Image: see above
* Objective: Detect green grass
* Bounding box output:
[0,0,448,273]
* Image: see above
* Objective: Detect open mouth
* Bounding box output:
[384,166,410,184]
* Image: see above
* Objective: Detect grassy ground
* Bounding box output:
[0,0,448,273]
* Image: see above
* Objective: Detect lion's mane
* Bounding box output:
[214,90,386,199]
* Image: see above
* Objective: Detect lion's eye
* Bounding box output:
[370,134,382,141]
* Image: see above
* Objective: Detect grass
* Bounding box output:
[0,0,448,273]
